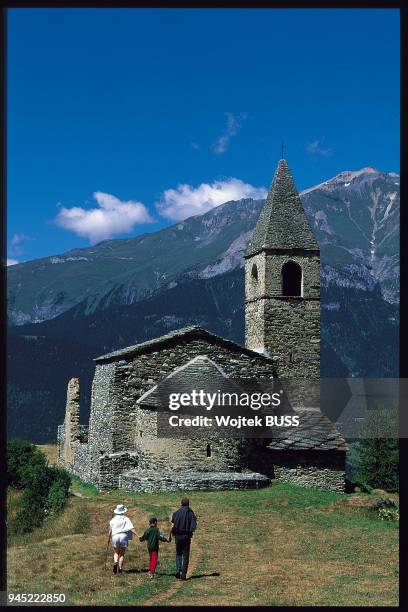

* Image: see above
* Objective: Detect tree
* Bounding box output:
[353,404,399,492]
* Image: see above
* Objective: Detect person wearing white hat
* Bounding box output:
[108,504,139,574]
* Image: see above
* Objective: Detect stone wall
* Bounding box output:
[107,338,276,456]
[57,333,346,494]
[245,301,265,354]
[84,337,276,489]
[87,362,117,483]
[265,449,346,492]
[120,469,271,492]
[99,451,139,490]
[57,424,64,463]
[133,405,250,474]
[71,441,91,482]
[264,298,320,379]
[58,378,80,469]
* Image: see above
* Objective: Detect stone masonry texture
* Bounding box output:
[57,159,346,493]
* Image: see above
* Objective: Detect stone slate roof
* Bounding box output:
[267,408,348,451]
[137,355,243,407]
[245,159,319,257]
[94,325,279,363]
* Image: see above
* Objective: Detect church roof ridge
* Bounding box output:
[245,159,319,257]
[94,324,279,363]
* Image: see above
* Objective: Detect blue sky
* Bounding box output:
[7,8,400,263]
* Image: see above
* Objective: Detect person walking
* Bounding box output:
[169,497,197,580]
[108,504,138,574]
[139,516,169,579]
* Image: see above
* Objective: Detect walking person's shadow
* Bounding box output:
[158,571,220,579]
[188,572,220,579]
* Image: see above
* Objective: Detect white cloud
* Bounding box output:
[156,178,267,221]
[190,142,200,150]
[10,233,32,256]
[11,233,29,246]
[306,139,333,157]
[212,112,247,155]
[7,258,19,266]
[54,191,154,244]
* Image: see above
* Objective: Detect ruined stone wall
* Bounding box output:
[71,442,91,481]
[57,424,65,463]
[99,451,139,490]
[86,362,117,484]
[57,378,80,469]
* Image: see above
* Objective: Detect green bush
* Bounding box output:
[352,405,399,493]
[357,482,373,494]
[7,439,47,488]
[353,438,399,493]
[7,440,71,533]
[47,468,71,515]
[47,481,67,515]
[15,488,47,533]
[378,507,399,521]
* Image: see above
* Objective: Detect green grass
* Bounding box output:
[70,474,99,497]
[7,451,399,607]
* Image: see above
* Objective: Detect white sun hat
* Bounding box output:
[113,504,128,515]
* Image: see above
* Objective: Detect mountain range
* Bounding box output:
[7,167,400,442]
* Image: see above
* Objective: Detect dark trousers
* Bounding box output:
[175,534,191,577]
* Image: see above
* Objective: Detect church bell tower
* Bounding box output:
[244,159,320,379]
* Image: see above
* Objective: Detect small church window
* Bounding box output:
[206,444,212,458]
[251,263,258,281]
[289,350,295,363]
[281,261,302,296]
[140,431,143,437]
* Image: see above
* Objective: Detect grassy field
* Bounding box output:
[6,446,399,607]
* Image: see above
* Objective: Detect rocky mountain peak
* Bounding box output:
[301,167,397,196]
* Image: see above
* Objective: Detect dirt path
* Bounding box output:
[142,509,201,608]
[141,548,200,607]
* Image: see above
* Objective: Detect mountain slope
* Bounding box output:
[7,268,399,442]
[7,167,399,326]
[301,167,399,304]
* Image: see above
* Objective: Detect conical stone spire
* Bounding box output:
[245,159,318,257]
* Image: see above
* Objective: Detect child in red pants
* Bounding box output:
[139,517,169,578]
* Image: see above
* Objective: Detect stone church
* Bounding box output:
[57,159,347,492]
